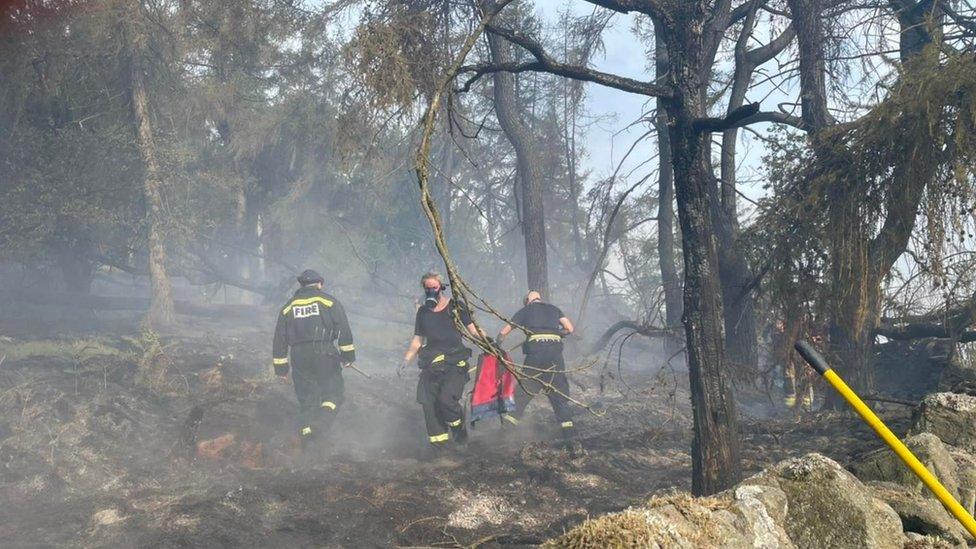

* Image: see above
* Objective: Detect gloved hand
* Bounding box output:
[397,359,409,377]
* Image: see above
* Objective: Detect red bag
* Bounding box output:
[470,353,516,424]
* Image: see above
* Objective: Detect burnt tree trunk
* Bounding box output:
[125,6,176,327]
[661,14,741,495]
[655,33,683,329]
[717,15,794,380]
[488,31,550,298]
[786,0,833,132]
[716,30,756,378]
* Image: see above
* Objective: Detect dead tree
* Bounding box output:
[460,0,801,493]
[654,31,683,329]
[715,8,795,378]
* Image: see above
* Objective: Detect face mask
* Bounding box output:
[424,287,441,309]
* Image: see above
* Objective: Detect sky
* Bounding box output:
[531,0,801,212]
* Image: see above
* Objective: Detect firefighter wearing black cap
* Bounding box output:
[497,291,578,446]
[400,272,481,448]
[272,270,356,449]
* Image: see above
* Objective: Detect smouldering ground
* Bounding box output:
[0,316,908,547]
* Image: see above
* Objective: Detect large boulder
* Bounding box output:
[867,482,971,548]
[851,433,962,500]
[544,492,758,548]
[946,446,976,519]
[909,393,976,452]
[727,483,794,548]
[740,453,905,548]
[548,454,905,548]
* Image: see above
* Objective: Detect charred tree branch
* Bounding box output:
[589,320,676,354]
[459,25,674,99]
[692,102,761,132]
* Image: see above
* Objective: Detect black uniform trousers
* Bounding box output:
[416,360,470,444]
[290,342,344,438]
[512,342,574,434]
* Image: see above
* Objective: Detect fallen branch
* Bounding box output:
[860,394,917,407]
[590,320,675,354]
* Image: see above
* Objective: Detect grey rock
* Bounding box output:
[741,453,906,548]
[909,393,976,452]
[868,481,970,548]
[851,433,962,500]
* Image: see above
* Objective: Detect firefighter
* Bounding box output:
[400,272,480,449]
[771,319,815,411]
[272,269,356,450]
[496,291,580,452]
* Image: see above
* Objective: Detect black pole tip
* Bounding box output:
[794,339,830,376]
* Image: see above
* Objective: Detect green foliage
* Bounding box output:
[756,47,976,324]
[132,327,179,394]
[345,2,442,110]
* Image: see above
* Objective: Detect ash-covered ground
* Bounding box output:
[0,313,909,548]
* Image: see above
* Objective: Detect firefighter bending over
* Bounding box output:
[272,270,356,450]
[401,272,480,449]
[497,291,580,452]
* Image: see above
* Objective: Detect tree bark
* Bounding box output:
[488,31,550,298]
[786,0,833,132]
[660,11,741,495]
[712,9,787,379]
[125,5,176,328]
[436,134,457,237]
[655,32,683,329]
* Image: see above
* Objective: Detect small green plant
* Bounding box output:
[133,328,178,394]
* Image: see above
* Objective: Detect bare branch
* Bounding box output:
[578,0,668,18]
[589,320,676,354]
[729,110,806,130]
[458,25,675,99]
[692,102,761,132]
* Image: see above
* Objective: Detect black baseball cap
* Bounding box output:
[297,269,324,285]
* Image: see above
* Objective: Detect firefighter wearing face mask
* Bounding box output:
[272,270,356,450]
[400,272,482,449]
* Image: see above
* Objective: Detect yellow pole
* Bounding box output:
[794,340,976,538]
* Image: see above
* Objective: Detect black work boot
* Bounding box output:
[451,423,468,444]
[425,441,451,461]
[566,439,585,458]
[560,420,585,458]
